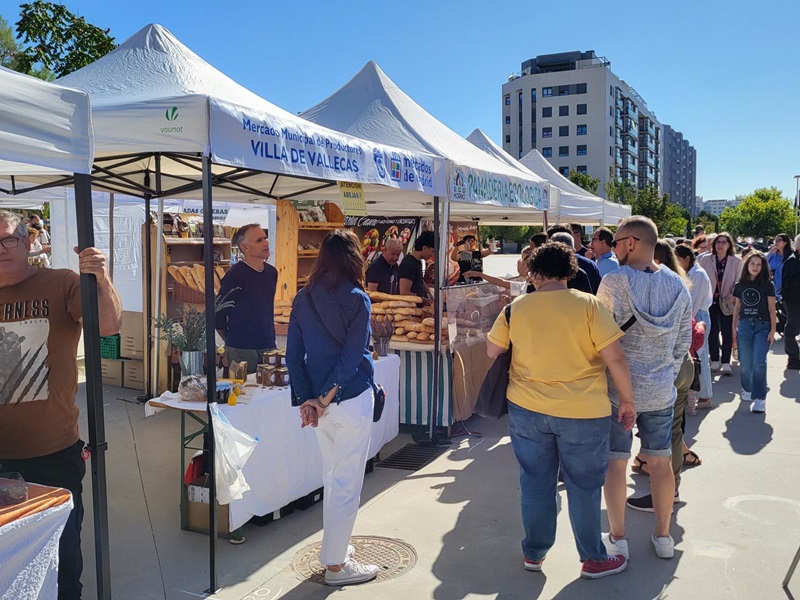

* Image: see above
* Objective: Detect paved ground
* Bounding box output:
[72,255,800,599]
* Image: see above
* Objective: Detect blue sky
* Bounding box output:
[6,0,800,201]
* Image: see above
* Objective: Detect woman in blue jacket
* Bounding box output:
[286,229,379,586]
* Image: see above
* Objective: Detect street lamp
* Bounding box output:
[795,175,800,238]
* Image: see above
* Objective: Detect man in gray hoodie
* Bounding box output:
[596,216,692,561]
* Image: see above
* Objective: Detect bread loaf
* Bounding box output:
[387,301,416,308]
[275,300,292,308]
[394,307,423,316]
[215,266,226,280]
[422,317,435,327]
[369,291,422,304]
[395,327,406,336]
[168,265,188,286]
[275,316,290,324]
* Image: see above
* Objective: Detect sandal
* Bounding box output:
[683,450,702,468]
[631,456,650,476]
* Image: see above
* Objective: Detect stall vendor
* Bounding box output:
[398,230,434,300]
[215,223,277,373]
[366,238,402,295]
[451,235,493,283]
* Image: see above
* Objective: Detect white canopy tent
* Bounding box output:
[518,148,631,226]
[467,128,609,225]
[300,61,551,221]
[0,66,112,598]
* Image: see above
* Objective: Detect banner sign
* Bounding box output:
[344,215,420,265]
[447,162,550,210]
[338,182,367,216]
[209,99,445,195]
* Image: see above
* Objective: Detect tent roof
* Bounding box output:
[519,147,631,225]
[301,62,550,213]
[0,66,93,175]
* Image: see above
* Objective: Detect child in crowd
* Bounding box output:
[732,251,777,413]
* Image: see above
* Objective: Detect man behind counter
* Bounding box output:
[215,223,277,373]
[366,238,402,294]
[398,230,435,300]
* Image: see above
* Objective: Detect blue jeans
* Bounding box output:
[507,402,610,562]
[738,319,770,400]
[696,309,714,399]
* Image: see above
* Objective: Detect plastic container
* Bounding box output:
[99,334,121,359]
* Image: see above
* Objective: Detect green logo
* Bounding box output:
[165,106,179,121]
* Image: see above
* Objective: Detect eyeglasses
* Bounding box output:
[0,236,23,249]
[611,236,640,248]
[715,239,729,245]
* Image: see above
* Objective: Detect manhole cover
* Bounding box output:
[291,535,417,584]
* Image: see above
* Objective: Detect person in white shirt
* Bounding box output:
[590,227,620,278]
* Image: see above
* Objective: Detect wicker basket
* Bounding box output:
[172,282,205,304]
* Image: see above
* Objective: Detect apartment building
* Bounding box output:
[662,125,698,215]
[702,198,741,217]
[501,50,662,198]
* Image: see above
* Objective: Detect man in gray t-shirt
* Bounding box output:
[596,216,692,562]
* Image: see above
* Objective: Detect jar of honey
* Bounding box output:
[274,367,290,387]
[256,364,269,385]
[264,351,279,366]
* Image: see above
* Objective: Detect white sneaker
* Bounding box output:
[651,534,675,559]
[721,363,733,375]
[324,559,379,586]
[750,399,766,413]
[710,361,721,372]
[602,532,630,559]
[347,544,355,559]
[741,390,752,401]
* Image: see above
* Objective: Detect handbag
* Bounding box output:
[475,304,512,419]
[303,290,385,422]
[690,357,702,392]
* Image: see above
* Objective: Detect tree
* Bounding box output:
[604,179,636,206]
[568,170,600,195]
[694,211,718,234]
[15,1,115,78]
[1,15,23,70]
[718,187,794,240]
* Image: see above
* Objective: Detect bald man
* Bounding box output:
[596,216,692,562]
[366,238,402,295]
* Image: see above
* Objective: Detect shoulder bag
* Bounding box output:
[302,290,385,422]
[474,304,513,419]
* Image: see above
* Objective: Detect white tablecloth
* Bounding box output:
[146,354,400,530]
[0,491,73,600]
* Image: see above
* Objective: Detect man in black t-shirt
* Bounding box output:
[399,230,434,300]
[366,238,402,294]
[215,224,277,372]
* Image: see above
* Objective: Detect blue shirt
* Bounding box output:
[215,261,277,349]
[768,252,785,295]
[596,251,620,278]
[576,254,601,294]
[286,275,374,404]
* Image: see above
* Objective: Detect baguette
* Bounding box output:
[214,266,226,280]
[275,299,292,308]
[391,335,407,343]
[371,306,387,314]
[395,327,406,336]
[192,264,205,293]
[282,308,292,317]
[369,291,422,304]
[394,307,423,317]
[168,265,188,286]
[275,316,290,324]
[179,266,198,290]
[406,332,418,339]
[386,301,416,308]
[422,317,435,327]
[375,315,386,323]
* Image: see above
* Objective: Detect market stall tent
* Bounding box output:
[467,128,608,225]
[0,66,112,598]
[518,147,632,226]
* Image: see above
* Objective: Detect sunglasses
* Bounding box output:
[611,236,639,248]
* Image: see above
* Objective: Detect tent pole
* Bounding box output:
[143,192,153,400]
[108,193,114,282]
[202,154,219,595]
[74,173,112,599]
[150,155,164,401]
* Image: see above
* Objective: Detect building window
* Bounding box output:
[610,85,613,96]
[531,89,536,102]
[542,106,552,118]
[542,87,552,97]
[559,105,569,117]
[559,85,570,96]
[504,96,510,106]
[559,166,570,176]
[609,146,613,156]
[542,147,552,157]
[577,124,587,136]
[531,129,536,144]
[577,165,588,174]
[559,146,569,157]
[577,103,587,115]
[609,126,613,137]
[542,127,552,138]
[505,135,511,143]
[577,83,587,94]
[518,92,523,106]
[577,144,587,156]
[559,125,569,137]
[505,116,511,124]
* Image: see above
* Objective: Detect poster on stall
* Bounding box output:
[344,215,420,265]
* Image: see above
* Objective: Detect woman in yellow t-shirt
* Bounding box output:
[486,241,636,580]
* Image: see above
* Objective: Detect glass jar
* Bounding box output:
[274,367,290,387]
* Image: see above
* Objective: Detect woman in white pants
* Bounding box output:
[286,229,379,586]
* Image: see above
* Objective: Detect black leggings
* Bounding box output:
[709,302,734,363]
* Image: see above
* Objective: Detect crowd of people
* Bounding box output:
[487,217,799,580]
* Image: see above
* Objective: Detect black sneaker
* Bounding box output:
[626,491,680,512]
[787,358,800,370]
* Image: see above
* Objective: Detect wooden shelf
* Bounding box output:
[166,260,231,267]
[298,222,344,230]
[163,237,231,245]
[297,249,319,257]
[297,276,310,285]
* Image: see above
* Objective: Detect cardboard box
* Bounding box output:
[185,475,230,536]
[100,359,123,387]
[123,359,145,391]
[120,311,144,360]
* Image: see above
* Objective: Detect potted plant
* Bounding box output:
[154,289,238,376]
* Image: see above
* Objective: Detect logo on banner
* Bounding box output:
[451,168,467,200]
[373,149,386,179]
[390,154,402,181]
[165,106,179,121]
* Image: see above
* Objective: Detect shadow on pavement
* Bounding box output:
[722,401,774,454]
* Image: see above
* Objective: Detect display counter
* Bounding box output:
[145,354,400,532]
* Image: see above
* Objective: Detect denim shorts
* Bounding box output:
[609,404,673,460]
